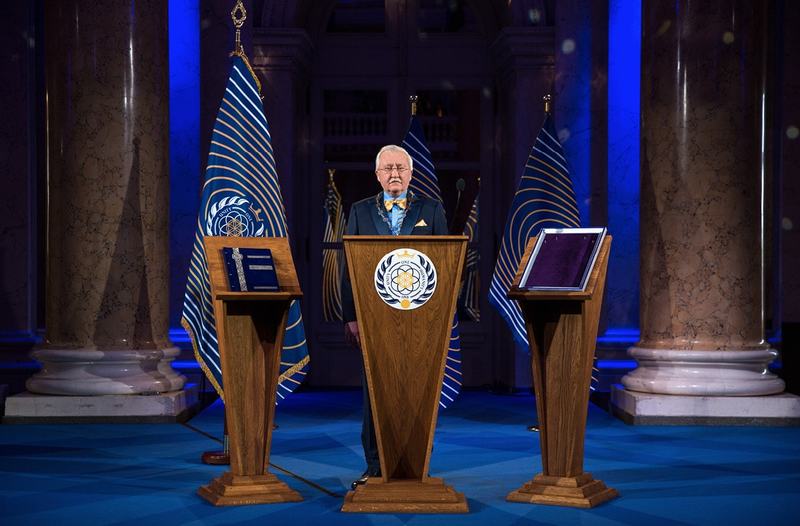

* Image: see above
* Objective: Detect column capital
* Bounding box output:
[490,27,554,82]
[252,28,313,80]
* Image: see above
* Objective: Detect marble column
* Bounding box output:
[27,0,184,396]
[490,27,554,389]
[613,1,800,424]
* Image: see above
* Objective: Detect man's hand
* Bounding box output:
[344,321,361,349]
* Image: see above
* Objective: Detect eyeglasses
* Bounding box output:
[377,165,409,175]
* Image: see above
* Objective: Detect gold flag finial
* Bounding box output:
[328,167,336,182]
[409,95,418,116]
[231,1,247,55]
[228,0,262,96]
[543,94,552,115]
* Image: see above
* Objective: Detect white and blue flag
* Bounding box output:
[403,114,462,409]
[181,54,309,401]
[489,113,580,346]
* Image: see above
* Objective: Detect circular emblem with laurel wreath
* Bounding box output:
[374,248,437,310]
[206,196,265,237]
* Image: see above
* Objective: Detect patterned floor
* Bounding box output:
[1,390,799,525]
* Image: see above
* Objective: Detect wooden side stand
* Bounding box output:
[197,236,303,506]
[341,235,469,514]
[506,235,618,508]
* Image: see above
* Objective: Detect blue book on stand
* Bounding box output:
[223,247,280,292]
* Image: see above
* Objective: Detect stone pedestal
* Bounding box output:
[613,1,795,422]
[25,0,186,409]
[4,384,198,424]
[612,386,800,426]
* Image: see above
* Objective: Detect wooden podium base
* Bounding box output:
[506,473,618,508]
[342,477,469,514]
[198,472,303,506]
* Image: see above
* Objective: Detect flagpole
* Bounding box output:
[410,95,418,116]
[543,93,552,115]
[199,0,249,469]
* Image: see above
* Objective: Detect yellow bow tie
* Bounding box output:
[384,198,407,211]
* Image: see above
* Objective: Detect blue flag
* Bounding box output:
[489,114,580,346]
[181,54,309,401]
[402,115,462,409]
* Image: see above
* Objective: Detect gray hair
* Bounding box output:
[374,145,414,173]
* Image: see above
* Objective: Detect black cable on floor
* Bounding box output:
[181,421,342,498]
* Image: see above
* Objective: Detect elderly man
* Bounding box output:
[341,144,448,489]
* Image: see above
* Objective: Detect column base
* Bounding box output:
[342,477,468,513]
[3,384,199,423]
[507,473,618,508]
[611,385,800,425]
[198,472,303,506]
[27,347,186,395]
[622,347,784,396]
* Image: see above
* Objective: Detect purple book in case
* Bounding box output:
[520,228,607,291]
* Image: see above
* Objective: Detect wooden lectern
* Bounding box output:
[341,235,469,513]
[198,236,303,506]
[506,235,618,508]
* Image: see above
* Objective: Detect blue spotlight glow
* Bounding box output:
[605,0,641,335]
[168,0,200,330]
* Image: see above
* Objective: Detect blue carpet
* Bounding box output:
[1,391,799,525]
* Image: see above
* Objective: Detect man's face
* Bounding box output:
[375,150,412,197]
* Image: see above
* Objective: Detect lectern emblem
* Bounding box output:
[206,196,265,237]
[374,248,437,310]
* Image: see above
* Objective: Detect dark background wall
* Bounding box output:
[1,0,797,395]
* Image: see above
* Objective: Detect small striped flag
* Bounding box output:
[460,195,480,322]
[488,113,580,346]
[322,170,346,322]
[181,53,309,401]
[402,113,462,409]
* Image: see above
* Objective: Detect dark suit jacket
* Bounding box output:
[341,192,449,322]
